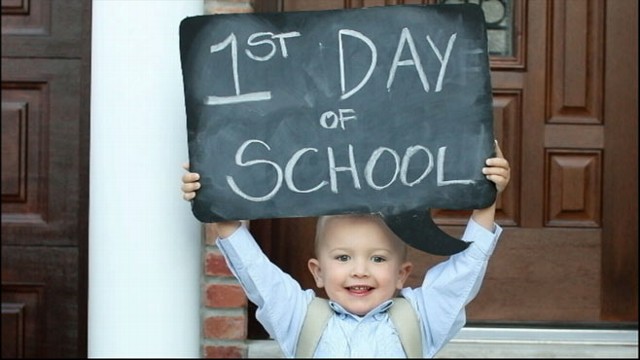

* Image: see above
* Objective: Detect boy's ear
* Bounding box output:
[396,261,413,290]
[307,258,325,288]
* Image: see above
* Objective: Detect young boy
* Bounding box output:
[182,144,510,358]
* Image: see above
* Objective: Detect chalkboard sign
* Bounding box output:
[180,4,496,255]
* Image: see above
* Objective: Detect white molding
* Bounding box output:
[88,0,203,357]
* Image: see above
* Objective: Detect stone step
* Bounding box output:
[247,327,638,358]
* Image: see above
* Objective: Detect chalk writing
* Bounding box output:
[226,141,475,201]
[205,28,458,106]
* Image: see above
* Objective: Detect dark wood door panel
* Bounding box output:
[2,282,45,358]
[601,0,638,321]
[2,58,82,247]
[1,0,87,58]
[2,0,90,357]
[439,228,601,323]
[2,246,80,358]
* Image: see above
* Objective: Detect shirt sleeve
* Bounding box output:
[216,225,314,358]
[400,217,502,358]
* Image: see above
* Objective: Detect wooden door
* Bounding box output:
[249,0,637,338]
[1,0,91,357]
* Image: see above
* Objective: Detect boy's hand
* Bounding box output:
[181,162,242,235]
[482,141,510,193]
[181,162,201,201]
[472,141,510,230]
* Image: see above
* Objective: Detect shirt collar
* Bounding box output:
[328,299,394,320]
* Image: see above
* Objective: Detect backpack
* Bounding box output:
[295,297,422,358]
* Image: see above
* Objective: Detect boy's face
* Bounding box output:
[308,216,413,316]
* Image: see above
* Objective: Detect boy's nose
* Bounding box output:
[350,260,369,277]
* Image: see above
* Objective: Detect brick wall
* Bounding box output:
[202,222,251,358]
[200,3,255,357]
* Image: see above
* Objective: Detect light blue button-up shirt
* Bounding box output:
[217,218,501,358]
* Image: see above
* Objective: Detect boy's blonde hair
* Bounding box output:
[314,213,408,260]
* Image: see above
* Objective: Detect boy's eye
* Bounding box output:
[335,255,350,262]
[371,256,386,263]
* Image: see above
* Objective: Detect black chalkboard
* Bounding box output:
[180,4,496,255]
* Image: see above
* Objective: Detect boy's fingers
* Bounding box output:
[180,162,199,202]
[182,172,200,183]
[485,157,508,169]
[181,182,200,192]
[483,162,510,181]
[494,140,503,158]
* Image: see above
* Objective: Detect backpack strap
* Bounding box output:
[295,297,333,358]
[295,297,422,358]
[389,297,422,358]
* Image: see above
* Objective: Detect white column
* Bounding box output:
[89,1,203,357]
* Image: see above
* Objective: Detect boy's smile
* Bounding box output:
[347,285,373,295]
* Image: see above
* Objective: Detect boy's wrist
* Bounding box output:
[214,221,242,238]
[471,202,497,231]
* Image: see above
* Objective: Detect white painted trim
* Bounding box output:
[88,0,203,357]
